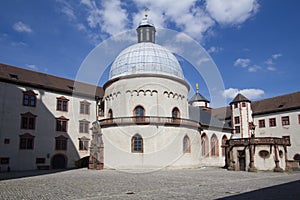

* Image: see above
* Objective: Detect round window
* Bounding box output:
[259,150,270,159]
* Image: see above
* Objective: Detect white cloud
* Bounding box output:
[133,0,215,40]
[26,64,38,70]
[248,65,261,72]
[60,2,76,20]
[267,66,276,71]
[99,0,129,35]
[11,41,27,46]
[207,46,223,53]
[13,21,33,33]
[57,0,260,43]
[223,88,264,100]
[234,58,250,67]
[263,53,282,71]
[206,0,259,25]
[264,58,274,65]
[272,53,282,59]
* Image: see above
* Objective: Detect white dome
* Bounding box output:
[109,43,184,80]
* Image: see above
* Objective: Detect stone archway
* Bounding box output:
[51,154,67,169]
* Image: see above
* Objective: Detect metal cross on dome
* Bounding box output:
[145,7,149,17]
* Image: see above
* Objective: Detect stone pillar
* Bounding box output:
[228,147,235,170]
[248,139,257,172]
[274,145,283,172]
[283,146,290,170]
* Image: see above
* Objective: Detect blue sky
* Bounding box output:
[0,0,299,107]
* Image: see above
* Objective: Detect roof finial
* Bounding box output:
[196,83,199,93]
[145,7,149,18]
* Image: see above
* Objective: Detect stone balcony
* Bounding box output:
[98,116,200,129]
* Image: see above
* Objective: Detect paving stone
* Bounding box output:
[0,167,299,199]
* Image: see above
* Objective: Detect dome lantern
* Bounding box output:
[109,12,184,80]
[136,12,156,43]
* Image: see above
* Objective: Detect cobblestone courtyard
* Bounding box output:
[1,167,300,199]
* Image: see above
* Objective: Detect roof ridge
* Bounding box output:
[0,62,100,88]
[253,91,300,104]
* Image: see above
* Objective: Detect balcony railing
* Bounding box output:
[99,116,200,129]
[227,136,291,146]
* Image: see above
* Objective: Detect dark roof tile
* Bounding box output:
[189,92,209,103]
[230,93,250,104]
[0,63,104,98]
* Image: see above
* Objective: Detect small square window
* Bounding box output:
[36,158,46,164]
[234,116,240,124]
[4,138,10,144]
[79,140,89,151]
[79,121,90,133]
[269,118,276,127]
[242,102,246,107]
[0,157,10,165]
[235,126,240,133]
[80,101,90,115]
[55,136,68,150]
[282,116,290,126]
[56,117,69,132]
[23,91,37,107]
[56,97,69,111]
[258,119,265,128]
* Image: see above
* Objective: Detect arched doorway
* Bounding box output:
[51,154,67,169]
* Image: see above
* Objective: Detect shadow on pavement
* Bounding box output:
[0,168,83,181]
[220,180,300,200]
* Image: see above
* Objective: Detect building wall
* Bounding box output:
[231,102,253,138]
[0,81,96,171]
[200,129,231,167]
[104,77,189,119]
[101,125,230,169]
[230,145,286,171]
[253,109,300,160]
[102,125,200,169]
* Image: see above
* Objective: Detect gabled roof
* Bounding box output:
[212,91,300,120]
[189,92,210,103]
[209,106,231,120]
[252,91,300,115]
[189,106,231,130]
[230,93,250,104]
[0,63,104,99]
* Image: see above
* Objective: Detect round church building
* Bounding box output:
[89,15,229,170]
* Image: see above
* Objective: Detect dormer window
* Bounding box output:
[9,73,18,80]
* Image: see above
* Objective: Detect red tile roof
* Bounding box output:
[212,91,300,120]
[0,63,104,99]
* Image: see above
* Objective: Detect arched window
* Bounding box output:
[134,106,145,117]
[131,134,143,153]
[183,135,191,153]
[222,135,228,157]
[108,109,113,119]
[201,133,209,157]
[172,107,180,118]
[211,134,219,156]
